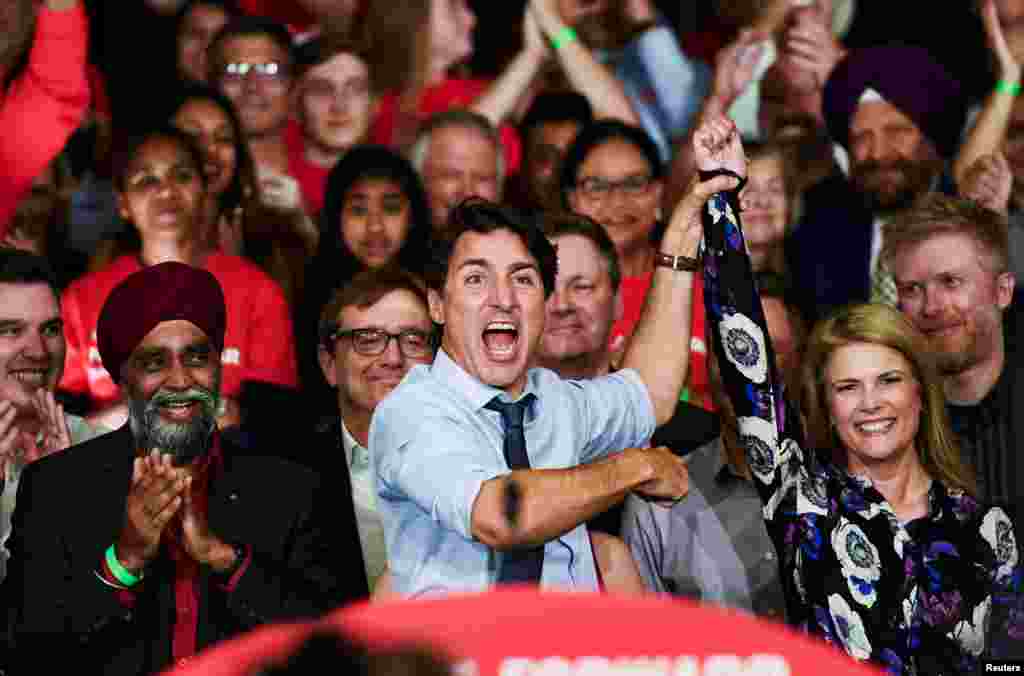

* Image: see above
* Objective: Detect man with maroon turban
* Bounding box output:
[1,262,365,676]
[788,44,968,321]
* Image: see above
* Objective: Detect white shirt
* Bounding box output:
[340,419,387,589]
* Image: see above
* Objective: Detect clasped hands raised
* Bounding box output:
[116,451,235,576]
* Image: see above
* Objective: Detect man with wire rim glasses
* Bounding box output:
[316,266,437,596]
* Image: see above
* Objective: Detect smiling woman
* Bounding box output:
[299,145,432,408]
[698,122,1022,671]
[59,125,299,430]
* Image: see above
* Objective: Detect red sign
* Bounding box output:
[165,589,884,676]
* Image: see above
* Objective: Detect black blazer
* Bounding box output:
[1,423,368,675]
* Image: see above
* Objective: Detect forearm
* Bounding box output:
[532,8,638,125]
[472,450,651,549]
[471,51,547,127]
[621,227,700,425]
[954,88,1017,187]
[555,43,639,124]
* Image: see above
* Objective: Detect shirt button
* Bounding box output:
[177,657,191,667]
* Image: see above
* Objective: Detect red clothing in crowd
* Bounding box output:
[371,78,522,173]
[0,3,90,233]
[60,253,298,407]
[285,120,330,217]
[236,0,316,31]
[611,271,712,410]
[98,435,253,665]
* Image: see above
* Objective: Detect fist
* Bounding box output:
[960,152,1012,214]
[632,446,689,504]
[693,115,747,177]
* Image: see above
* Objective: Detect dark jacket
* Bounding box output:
[1,423,367,675]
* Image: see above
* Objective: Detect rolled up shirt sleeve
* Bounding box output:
[375,412,506,541]
[572,368,657,464]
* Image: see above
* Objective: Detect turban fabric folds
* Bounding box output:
[97,261,227,381]
[823,45,966,159]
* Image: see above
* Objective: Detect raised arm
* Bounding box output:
[663,30,765,210]
[529,0,639,125]
[470,7,549,128]
[621,122,743,425]
[472,0,640,128]
[953,0,1021,188]
[696,115,806,508]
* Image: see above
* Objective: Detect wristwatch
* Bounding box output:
[654,251,700,271]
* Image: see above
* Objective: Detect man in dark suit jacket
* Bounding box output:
[1,262,365,675]
[790,45,966,323]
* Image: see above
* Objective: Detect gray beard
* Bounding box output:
[128,375,220,466]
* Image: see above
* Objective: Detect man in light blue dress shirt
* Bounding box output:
[372,155,740,595]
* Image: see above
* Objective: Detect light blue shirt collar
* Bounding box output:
[430,349,539,417]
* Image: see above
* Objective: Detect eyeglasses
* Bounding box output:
[331,328,433,358]
[220,61,291,87]
[575,174,653,201]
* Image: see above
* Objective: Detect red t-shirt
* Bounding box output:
[60,253,298,407]
[371,78,522,173]
[285,119,330,217]
[611,271,712,410]
[0,4,90,233]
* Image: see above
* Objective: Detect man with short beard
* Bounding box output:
[2,262,355,675]
[788,45,966,321]
[883,194,1024,537]
[0,0,89,234]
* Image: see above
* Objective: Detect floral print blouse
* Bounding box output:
[698,180,1024,674]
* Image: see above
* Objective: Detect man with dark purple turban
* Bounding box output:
[789,44,968,320]
[1,262,366,676]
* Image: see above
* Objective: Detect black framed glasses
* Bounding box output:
[575,174,653,200]
[330,328,434,358]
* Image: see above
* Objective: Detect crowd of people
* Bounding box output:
[0,0,1023,673]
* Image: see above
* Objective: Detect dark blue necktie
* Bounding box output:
[485,394,543,584]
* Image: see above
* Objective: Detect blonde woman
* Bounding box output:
[691,114,1022,673]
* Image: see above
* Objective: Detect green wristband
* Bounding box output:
[996,79,1021,96]
[551,26,578,51]
[105,544,142,587]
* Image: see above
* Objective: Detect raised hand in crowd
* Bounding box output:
[667,60,754,208]
[954,0,1023,186]
[778,0,846,91]
[707,29,766,115]
[529,0,640,123]
[960,151,1014,213]
[555,0,609,27]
